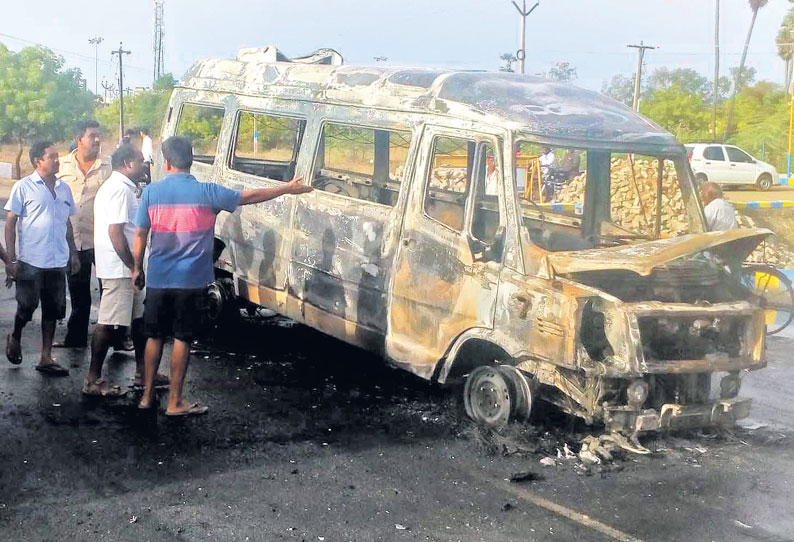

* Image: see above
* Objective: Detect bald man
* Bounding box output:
[700,182,737,231]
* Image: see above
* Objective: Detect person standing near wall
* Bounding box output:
[55,120,111,348]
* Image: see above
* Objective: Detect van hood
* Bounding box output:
[546,228,773,277]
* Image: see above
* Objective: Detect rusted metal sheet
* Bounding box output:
[546,228,773,276]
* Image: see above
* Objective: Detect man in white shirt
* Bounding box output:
[484,154,499,196]
[84,144,167,395]
[140,127,154,185]
[538,147,557,176]
[700,182,737,231]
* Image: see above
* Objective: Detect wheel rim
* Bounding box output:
[759,176,772,190]
[463,366,511,429]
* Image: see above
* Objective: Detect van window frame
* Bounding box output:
[174,101,227,166]
[227,108,307,183]
[421,130,504,239]
[309,119,415,210]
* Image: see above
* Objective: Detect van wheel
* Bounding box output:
[464,366,512,430]
[695,173,708,188]
[206,279,238,324]
[497,365,534,421]
[757,173,773,191]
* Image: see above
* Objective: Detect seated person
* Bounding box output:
[559,149,581,180]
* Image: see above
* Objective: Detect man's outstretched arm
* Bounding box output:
[238,175,312,206]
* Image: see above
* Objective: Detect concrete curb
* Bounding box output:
[735,200,794,210]
[778,175,794,186]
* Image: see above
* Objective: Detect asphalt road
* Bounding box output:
[0,185,792,541]
[0,281,792,541]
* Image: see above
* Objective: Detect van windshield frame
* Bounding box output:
[511,137,707,254]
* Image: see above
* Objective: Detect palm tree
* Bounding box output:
[777,8,794,90]
[724,0,768,140]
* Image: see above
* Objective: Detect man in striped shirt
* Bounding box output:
[133,136,311,416]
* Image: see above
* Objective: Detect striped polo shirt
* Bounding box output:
[135,173,240,289]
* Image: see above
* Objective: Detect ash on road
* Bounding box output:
[0,291,792,541]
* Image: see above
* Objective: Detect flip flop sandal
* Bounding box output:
[6,334,22,365]
[35,363,69,376]
[165,402,209,417]
[82,378,126,397]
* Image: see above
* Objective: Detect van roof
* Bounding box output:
[181,58,678,150]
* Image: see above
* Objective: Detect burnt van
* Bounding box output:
[156,46,769,435]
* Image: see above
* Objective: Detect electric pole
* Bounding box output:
[88,36,103,96]
[100,80,115,104]
[627,41,656,112]
[153,0,165,87]
[111,43,131,141]
[511,1,539,74]
[713,0,719,141]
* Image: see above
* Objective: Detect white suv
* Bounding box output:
[685,143,778,190]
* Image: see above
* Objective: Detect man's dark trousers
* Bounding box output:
[63,249,94,346]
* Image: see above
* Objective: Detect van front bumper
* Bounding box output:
[605,397,752,433]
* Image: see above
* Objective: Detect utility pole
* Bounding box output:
[100,79,115,104]
[111,43,131,142]
[153,0,165,87]
[627,41,656,112]
[88,36,103,96]
[713,0,719,141]
[511,1,539,74]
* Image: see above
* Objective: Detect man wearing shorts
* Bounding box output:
[133,136,312,416]
[5,141,81,374]
[83,144,168,396]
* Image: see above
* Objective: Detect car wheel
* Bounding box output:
[695,173,708,188]
[757,173,773,191]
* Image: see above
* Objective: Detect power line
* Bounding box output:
[0,31,149,72]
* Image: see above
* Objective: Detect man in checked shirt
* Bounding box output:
[55,120,111,347]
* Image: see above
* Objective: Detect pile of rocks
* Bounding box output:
[739,215,794,267]
[430,167,467,192]
[555,158,687,237]
[553,158,794,267]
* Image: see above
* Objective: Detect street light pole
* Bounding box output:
[88,37,103,96]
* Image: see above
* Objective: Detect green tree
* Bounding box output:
[639,83,711,142]
[646,67,709,95]
[776,8,794,89]
[499,53,516,73]
[0,43,95,178]
[601,74,634,106]
[546,61,577,82]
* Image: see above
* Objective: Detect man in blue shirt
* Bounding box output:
[5,141,81,374]
[133,136,311,415]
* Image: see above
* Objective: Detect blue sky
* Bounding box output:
[1,0,792,93]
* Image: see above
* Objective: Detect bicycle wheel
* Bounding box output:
[741,264,794,336]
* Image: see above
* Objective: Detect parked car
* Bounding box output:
[685,143,778,190]
[155,46,771,435]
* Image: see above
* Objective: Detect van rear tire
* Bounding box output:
[694,173,708,188]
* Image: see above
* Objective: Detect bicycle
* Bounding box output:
[740,262,794,336]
